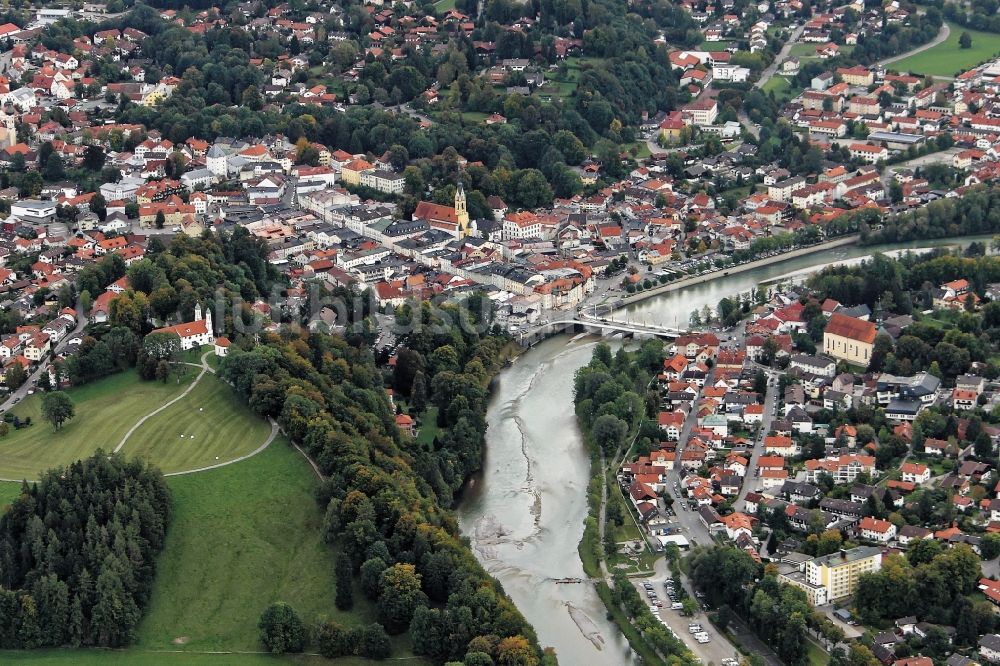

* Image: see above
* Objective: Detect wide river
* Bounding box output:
[456,234,991,662]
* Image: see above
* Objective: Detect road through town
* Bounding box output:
[0,299,89,413]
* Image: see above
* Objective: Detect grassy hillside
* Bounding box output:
[121,374,271,473]
[0,396,426,664]
[0,649,402,665]
[137,441,364,651]
[0,369,194,480]
[0,359,271,479]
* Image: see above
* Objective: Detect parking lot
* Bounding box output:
[632,575,742,665]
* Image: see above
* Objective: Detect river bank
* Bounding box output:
[616,234,861,309]
[618,233,996,326]
[456,335,639,666]
[460,232,996,663]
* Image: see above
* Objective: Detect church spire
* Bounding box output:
[455,181,469,238]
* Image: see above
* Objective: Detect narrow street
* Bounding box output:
[0,300,89,413]
[739,24,805,139]
[736,370,779,509]
[756,24,805,91]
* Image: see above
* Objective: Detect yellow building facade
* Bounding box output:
[805,546,882,603]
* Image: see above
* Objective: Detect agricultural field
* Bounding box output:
[0,369,195,480]
[892,22,1000,76]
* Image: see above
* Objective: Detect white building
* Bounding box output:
[859,517,896,542]
[100,176,143,201]
[712,65,751,82]
[11,200,56,223]
[149,304,215,351]
[206,144,232,177]
[360,169,406,195]
[181,168,215,190]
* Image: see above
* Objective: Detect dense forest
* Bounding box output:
[0,453,171,648]
[863,184,1000,245]
[218,298,550,664]
[65,230,279,387]
[573,341,663,457]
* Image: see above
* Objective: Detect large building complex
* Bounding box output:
[779,546,882,606]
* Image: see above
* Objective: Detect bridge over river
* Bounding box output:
[516,313,688,346]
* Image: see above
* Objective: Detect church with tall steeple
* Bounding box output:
[411,182,471,239]
[150,302,216,350]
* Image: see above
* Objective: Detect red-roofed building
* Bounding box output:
[859,516,896,542]
[150,304,214,350]
[823,313,877,365]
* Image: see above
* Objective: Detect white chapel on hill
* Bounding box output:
[151,303,215,350]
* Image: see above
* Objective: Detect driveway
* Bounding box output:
[398,102,433,125]
[757,24,806,90]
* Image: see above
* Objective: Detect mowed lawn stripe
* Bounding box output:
[0,370,195,481]
[120,374,270,474]
[0,480,22,507]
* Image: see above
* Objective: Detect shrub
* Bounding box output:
[258,602,305,654]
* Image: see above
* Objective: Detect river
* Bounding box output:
[618,234,995,327]
[457,334,639,665]
[456,233,993,663]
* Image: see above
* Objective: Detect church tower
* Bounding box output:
[455,181,470,238]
